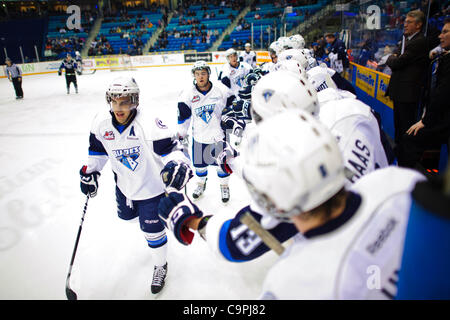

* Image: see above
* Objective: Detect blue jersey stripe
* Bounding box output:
[89,150,107,156]
[219,220,243,262]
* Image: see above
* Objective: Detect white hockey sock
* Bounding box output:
[152,242,168,267]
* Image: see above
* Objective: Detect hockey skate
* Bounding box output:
[220,184,230,203]
[151,262,168,294]
[192,179,207,199]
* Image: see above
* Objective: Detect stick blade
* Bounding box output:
[66,287,78,300]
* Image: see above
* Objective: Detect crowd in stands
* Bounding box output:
[44,8,98,61]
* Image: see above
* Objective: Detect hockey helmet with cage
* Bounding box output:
[191,60,211,76]
[106,77,140,109]
[241,109,346,220]
[251,70,319,123]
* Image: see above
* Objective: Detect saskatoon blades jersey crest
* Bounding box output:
[177,81,235,144]
[86,108,185,200]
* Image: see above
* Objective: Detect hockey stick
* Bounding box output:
[65,195,89,300]
[240,212,285,256]
[81,69,97,75]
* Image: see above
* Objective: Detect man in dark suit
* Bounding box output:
[386,10,429,148]
[324,33,349,75]
[397,18,450,169]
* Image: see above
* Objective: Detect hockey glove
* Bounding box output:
[221,115,246,137]
[80,165,100,198]
[232,99,252,121]
[216,141,239,174]
[58,70,62,76]
[158,192,203,245]
[238,85,252,100]
[161,160,193,191]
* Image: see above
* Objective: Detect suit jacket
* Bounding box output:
[386,32,428,103]
[422,51,450,132]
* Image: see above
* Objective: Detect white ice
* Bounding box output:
[0,66,279,300]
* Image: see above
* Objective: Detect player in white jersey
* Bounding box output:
[251,71,389,185]
[177,61,236,202]
[239,43,257,68]
[264,41,284,73]
[307,63,356,95]
[218,48,253,97]
[80,77,192,294]
[249,112,425,299]
[157,110,425,300]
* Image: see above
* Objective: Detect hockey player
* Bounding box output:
[262,41,282,74]
[80,77,192,294]
[251,71,389,183]
[75,51,83,75]
[58,53,78,94]
[177,61,236,202]
[307,63,356,95]
[239,43,257,68]
[218,48,253,97]
[158,110,426,299]
[157,71,388,268]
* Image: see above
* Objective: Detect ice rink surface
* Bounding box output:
[0,66,279,300]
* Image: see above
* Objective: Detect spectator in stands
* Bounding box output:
[397,18,450,169]
[385,10,429,149]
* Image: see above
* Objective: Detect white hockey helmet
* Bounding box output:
[106,77,140,109]
[191,60,211,76]
[251,70,319,123]
[75,51,80,56]
[241,109,346,220]
[268,41,283,56]
[245,43,251,48]
[225,48,238,58]
[306,64,338,93]
[289,34,305,49]
[277,36,292,50]
[277,49,309,72]
[274,59,307,78]
[300,48,312,58]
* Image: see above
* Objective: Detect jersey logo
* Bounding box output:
[156,118,168,129]
[113,146,140,171]
[192,95,200,103]
[195,104,215,124]
[104,131,115,140]
[262,90,274,102]
[127,126,138,140]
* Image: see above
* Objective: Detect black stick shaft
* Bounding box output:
[65,195,89,300]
